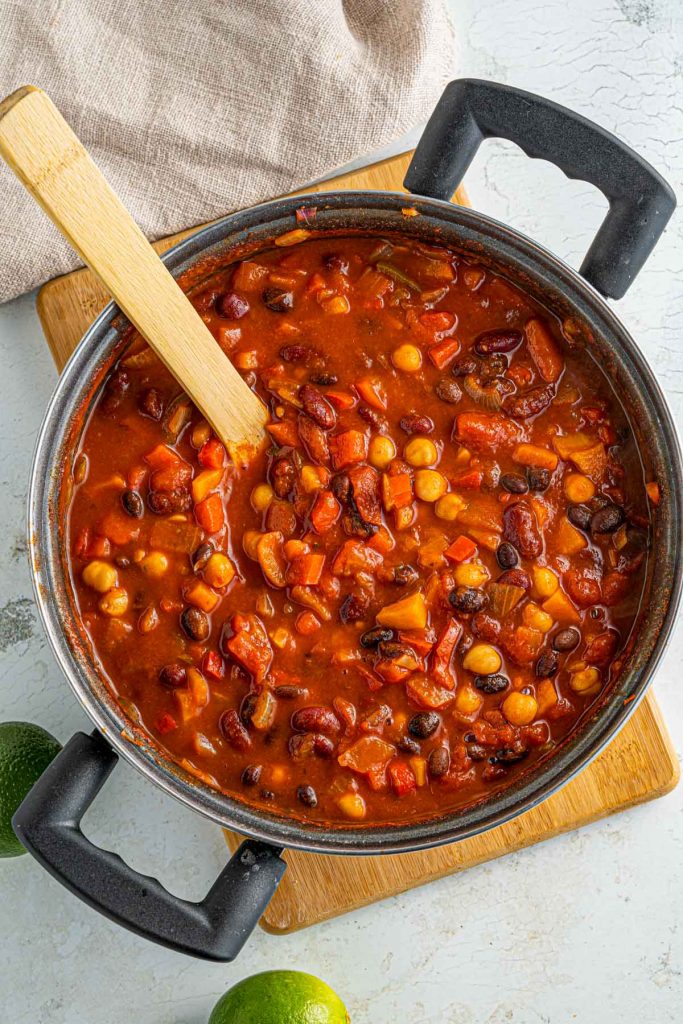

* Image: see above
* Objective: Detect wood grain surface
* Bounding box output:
[37,149,679,936]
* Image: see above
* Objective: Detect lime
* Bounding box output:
[0,721,62,857]
[208,970,350,1024]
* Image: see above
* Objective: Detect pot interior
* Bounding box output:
[30,192,683,853]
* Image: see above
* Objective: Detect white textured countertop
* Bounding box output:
[1,1,682,1020]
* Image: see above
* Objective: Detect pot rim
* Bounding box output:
[28,189,683,855]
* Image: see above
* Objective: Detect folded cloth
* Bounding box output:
[0,0,456,303]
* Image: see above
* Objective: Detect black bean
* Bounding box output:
[552,627,581,652]
[535,650,559,678]
[331,473,351,504]
[591,504,625,535]
[158,663,187,689]
[138,387,164,420]
[399,736,422,755]
[121,489,144,518]
[192,542,214,573]
[408,712,441,739]
[496,541,519,569]
[474,329,523,356]
[339,592,369,623]
[428,747,451,777]
[241,764,262,786]
[297,785,318,808]
[435,378,462,404]
[180,606,210,641]
[568,504,593,531]
[260,789,276,800]
[500,473,529,494]
[262,287,294,312]
[495,742,528,764]
[115,555,130,569]
[449,586,487,614]
[393,564,419,586]
[451,357,478,377]
[360,626,394,649]
[474,673,509,694]
[467,743,488,761]
[527,468,551,492]
[309,372,338,386]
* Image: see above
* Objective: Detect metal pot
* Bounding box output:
[16,80,681,960]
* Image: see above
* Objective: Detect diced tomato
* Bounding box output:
[295,611,321,635]
[444,535,477,563]
[156,713,178,735]
[382,472,412,510]
[388,761,417,797]
[97,510,141,546]
[224,614,273,683]
[144,443,182,470]
[450,469,483,489]
[198,438,226,469]
[195,493,225,533]
[431,618,462,689]
[329,430,368,469]
[202,650,226,681]
[286,552,326,586]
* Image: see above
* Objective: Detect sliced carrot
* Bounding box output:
[198,438,226,469]
[194,493,224,533]
[444,535,477,563]
[646,481,661,505]
[286,552,325,586]
[525,317,564,383]
[356,376,387,411]
[455,411,521,449]
[382,472,413,510]
[512,442,559,472]
[310,490,341,534]
[427,336,461,369]
[266,420,299,447]
[451,468,483,489]
[144,443,182,471]
[329,430,368,469]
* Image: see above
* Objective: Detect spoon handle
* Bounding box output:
[0,86,266,453]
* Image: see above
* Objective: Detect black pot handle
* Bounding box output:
[12,731,286,961]
[404,78,676,299]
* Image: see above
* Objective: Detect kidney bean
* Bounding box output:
[299,384,336,430]
[297,414,330,465]
[449,586,488,614]
[471,613,502,644]
[399,736,422,755]
[357,404,387,433]
[527,468,551,492]
[241,764,263,786]
[451,357,478,377]
[216,291,249,319]
[280,344,312,363]
[265,499,297,536]
[158,663,187,689]
[568,504,593,531]
[192,542,214,573]
[360,625,394,648]
[497,568,531,591]
[309,372,339,386]
[219,710,252,752]
[496,541,519,569]
[408,712,441,738]
[180,606,210,641]
[500,473,529,494]
[322,252,349,272]
[467,743,489,761]
[400,413,434,435]
[138,387,164,420]
[503,384,555,419]
[435,378,462,403]
[503,502,542,559]
[535,650,559,677]
[297,785,318,808]
[121,489,144,518]
[495,742,528,764]
[262,287,293,312]
[393,564,419,586]
[331,472,351,504]
[271,456,296,498]
[274,684,309,700]
[240,692,258,726]
[474,673,508,694]
[474,329,522,356]
[291,706,341,736]
[591,504,625,534]
[428,747,451,777]
[288,732,334,759]
[552,627,581,652]
[147,488,191,515]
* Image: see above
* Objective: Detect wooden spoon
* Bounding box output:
[0,86,267,457]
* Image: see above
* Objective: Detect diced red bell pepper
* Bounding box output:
[388,761,417,797]
[444,535,477,563]
[198,438,226,469]
[156,713,178,735]
[202,650,226,681]
[431,618,462,690]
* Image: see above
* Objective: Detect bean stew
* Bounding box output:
[66,230,656,825]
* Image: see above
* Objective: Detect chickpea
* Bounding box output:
[455,686,483,715]
[251,483,274,512]
[502,691,538,726]
[98,587,129,617]
[570,666,601,693]
[564,473,596,503]
[453,561,489,588]
[532,566,559,599]
[405,437,437,468]
[522,603,554,634]
[140,551,169,578]
[336,792,366,820]
[204,552,236,589]
[435,493,465,521]
[391,343,422,372]
[414,469,448,503]
[243,530,262,560]
[369,435,396,470]
[82,560,118,593]
[463,643,502,675]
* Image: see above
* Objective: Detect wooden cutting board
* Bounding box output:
[37,150,679,935]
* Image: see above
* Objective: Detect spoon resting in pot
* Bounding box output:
[0,86,267,460]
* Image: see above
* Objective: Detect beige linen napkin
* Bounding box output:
[0,0,456,303]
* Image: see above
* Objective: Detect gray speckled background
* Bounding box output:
[1,1,682,1020]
